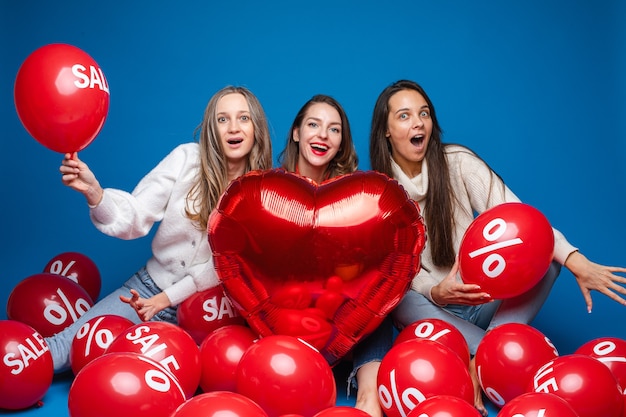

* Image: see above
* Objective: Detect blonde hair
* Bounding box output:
[186,86,272,230]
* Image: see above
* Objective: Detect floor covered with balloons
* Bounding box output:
[0,361,501,417]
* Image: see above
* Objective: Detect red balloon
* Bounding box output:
[68,352,185,417]
[498,392,579,417]
[106,321,201,399]
[313,406,371,417]
[0,320,53,410]
[199,324,257,392]
[474,323,559,408]
[172,391,268,417]
[6,273,94,337]
[407,395,483,417]
[209,169,426,364]
[394,318,470,367]
[14,43,109,153]
[236,334,336,417]
[377,339,473,417]
[69,314,134,375]
[529,354,623,417]
[177,286,246,345]
[459,202,554,299]
[43,251,102,302]
[575,336,626,392]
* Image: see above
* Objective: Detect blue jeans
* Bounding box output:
[393,261,561,355]
[45,266,178,372]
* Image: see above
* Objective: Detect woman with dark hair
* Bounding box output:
[367,79,626,415]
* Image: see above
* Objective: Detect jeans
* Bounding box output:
[393,261,561,355]
[347,315,395,394]
[45,266,178,372]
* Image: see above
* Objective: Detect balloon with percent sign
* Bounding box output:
[68,352,186,417]
[529,353,623,417]
[70,314,134,375]
[0,320,54,410]
[106,321,201,399]
[475,323,559,408]
[177,285,246,345]
[575,336,626,393]
[459,202,554,299]
[377,338,473,417]
[406,394,483,417]
[394,318,470,367]
[6,273,94,337]
[44,251,102,302]
[498,392,579,417]
[199,324,258,393]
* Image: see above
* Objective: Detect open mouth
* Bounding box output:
[227,138,243,145]
[311,143,329,153]
[410,135,424,146]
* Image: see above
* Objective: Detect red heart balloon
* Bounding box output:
[209,169,425,364]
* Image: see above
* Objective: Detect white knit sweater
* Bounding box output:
[89,143,219,306]
[391,144,578,302]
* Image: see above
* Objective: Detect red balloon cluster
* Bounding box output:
[105,321,201,399]
[474,323,559,407]
[236,335,336,417]
[6,273,94,337]
[0,320,53,410]
[68,352,186,417]
[14,43,110,153]
[394,318,470,367]
[377,338,473,417]
[44,251,102,302]
[69,314,134,375]
[177,285,246,345]
[459,202,554,299]
[209,169,426,364]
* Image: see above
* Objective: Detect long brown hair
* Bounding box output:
[278,94,358,178]
[186,86,272,230]
[369,80,455,267]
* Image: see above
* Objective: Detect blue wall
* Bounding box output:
[1,1,625,355]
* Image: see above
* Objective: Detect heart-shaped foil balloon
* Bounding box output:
[208,169,426,364]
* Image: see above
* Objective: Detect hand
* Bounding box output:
[119,289,171,321]
[60,152,103,206]
[565,251,626,313]
[430,258,493,306]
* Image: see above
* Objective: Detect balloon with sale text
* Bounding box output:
[14,43,110,153]
[459,202,554,299]
[0,320,53,410]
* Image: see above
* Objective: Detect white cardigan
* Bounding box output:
[392,144,578,301]
[89,143,219,306]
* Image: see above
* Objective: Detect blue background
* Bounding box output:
[1,1,625,415]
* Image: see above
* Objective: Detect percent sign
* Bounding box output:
[378,368,424,417]
[75,316,115,357]
[468,217,523,278]
[43,288,91,326]
[48,259,78,281]
[588,340,626,366]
